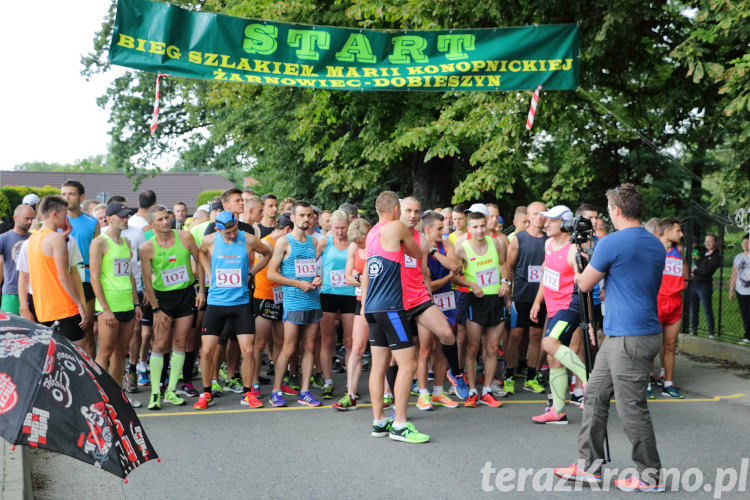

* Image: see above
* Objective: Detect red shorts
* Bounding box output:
[658,294,683,326]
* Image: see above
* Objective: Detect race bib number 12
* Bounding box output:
[113,258,130,277]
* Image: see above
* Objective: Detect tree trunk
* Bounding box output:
[411,155,454,209]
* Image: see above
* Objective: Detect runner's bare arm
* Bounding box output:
[140,241,159,309]
[18,271,32,321]
[89,237,113,321]
[315,236,328,260]
[506,236,518,289]
[729,262,738,301]
[51,232,86,318]
[266,237,312,290]
[431,239,459,273]
[344,243,359,286]
[247,235,271,275]
[198,235,214,286]
[359,265,369,317]
[577,262,605,293]
[181,230,205,296]
[400,223,423,259]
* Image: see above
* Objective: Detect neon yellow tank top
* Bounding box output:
[461,236,501,295]
[96,233,134,313]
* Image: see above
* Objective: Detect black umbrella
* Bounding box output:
[0,313,158,479]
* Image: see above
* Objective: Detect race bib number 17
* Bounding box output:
[476,268,499,288]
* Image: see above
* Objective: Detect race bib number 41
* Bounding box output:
[113,258,130,277]
[161,265,189,287]
[528,265,542,283]
[295,259,316,278]
[216,268,242,287]
[434,291,456,312]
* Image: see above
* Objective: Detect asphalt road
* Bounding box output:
[31,354,750,499]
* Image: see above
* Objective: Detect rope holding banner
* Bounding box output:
[150,73,168,136]
[526,85,542,130]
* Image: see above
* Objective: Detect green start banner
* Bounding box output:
[109,0,580,92]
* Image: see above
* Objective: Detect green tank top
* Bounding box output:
[152,230,194,292]
[96,233,134,313]
[461,236,501,295]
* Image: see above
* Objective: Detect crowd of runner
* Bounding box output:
[1,179,722,444]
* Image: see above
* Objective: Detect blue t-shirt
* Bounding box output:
[589,227,664,337]
[0,231,29,295]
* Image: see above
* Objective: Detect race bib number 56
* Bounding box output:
[161,265,189,287]
[295,259,317,278]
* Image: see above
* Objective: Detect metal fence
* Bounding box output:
[683,202,749,342]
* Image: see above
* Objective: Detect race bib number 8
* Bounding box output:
[528,265,542,283]
[113,258,130,277]
[273,287,283,305]
[295,259,316,278]
[216,268,241,288]
[434,291,456,312]
[663,259,683,277]
[476,268,499,288]
[330,269,346,287]
[543,267,560,291]
[161,265,189,287]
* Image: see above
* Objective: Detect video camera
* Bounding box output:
[562,215,594,245]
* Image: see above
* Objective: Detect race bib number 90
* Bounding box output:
[476,268,499,288]
[663,259,683,277]
[113,258,130,277]
[161,265,189,287]
[330,269,346,287]
[295,259,316,278]
[528,265,542,283]
[433,291,456,312]
[543,267,560,291]
[216,268,242,288]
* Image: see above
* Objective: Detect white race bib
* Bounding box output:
[273,287,283,305]
[476,268,499,288]
[355,286,362,297]
[294,259,317,278]
[663,258,683,277]
[330,269,346,287]
[434,291,456,312]
[216,268,242,288]
[528,265,542,283]
[113,258,130,277]
[161,265,189,287]
[404,255,418,268]
[543,267,560,291]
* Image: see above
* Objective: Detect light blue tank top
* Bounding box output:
[320,236,356,296]
[208,231,249,307]
[68,212,98,282]
[280,234,320,312]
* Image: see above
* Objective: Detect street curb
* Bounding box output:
[1,441,32,500]
[678,334,750,366]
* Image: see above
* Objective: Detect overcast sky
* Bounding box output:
[0,1,123,170]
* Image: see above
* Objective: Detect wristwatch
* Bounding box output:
[430,248,438,256]
[152,306,162,314]
[501,278,512,285]
[355,272,361,283]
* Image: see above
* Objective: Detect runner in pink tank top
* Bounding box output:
[401,227,432,310]
[542,241,575,318]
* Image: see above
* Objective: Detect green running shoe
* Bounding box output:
[646,383,654,400]
[224,377,244,394]
[389,422,430,444]
[333,394,357,411]
[383,394,394,409]
[310,373,325,389]
[524,378,545,394]
[147,392,161,410]
[163,390,186,406]
[218,363,228,382]
[661,385,684,399]
[211,380,223,397]
[371,418,392,437]
[503,377,515,395]
[289,374,302,391]
[322,383,334,399]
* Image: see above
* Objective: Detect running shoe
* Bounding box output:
[614,475,665,492]
[147,393,161,410]
[218,363,228,382]
[124,370,138,393]
[431,391,459,409]
[523,378,545,393]
[371,418,392,437]
[446,369,469,400]
[163,390,186,406]
[194,392,214,410]
[281,381,299,396]
[532,407,568,424]
[176,381,199,398]
[224,377,244,394]
[270,391,287,407]
[661,385,684,399]
[464,393,478,408]
[491,379,508,398]
[251,384,261,398]
[479,392,503,408]
[410,382,419,396]
[569,394,585,408]
[322,383,334,399]
[241,391,264,408]
[137,368,150,387]
[646,383,654,400]
[266,360,275,376]
[553,463,602,485]
[740,338,750,345]
[389,422,430,444]
[211,380,223,398]
[416,393,433,411]
[382,394,394,409]
[298,390,321,407]
[333,394,357,411]
[127,397,142,408]
[503,377,515,395]
[288,374,302,391]
[310,373,325,389]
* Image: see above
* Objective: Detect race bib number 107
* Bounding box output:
[161,265,189,287]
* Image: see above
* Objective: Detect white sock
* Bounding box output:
[573,388,583,397]
[664,381,673,388]
[432,386,443,397]
[392,421,406,430]
[384,392,393,398]
[469,388,477,396]
[419,388,429,396]
[325,379,333,386]
[482,386,492,396]
[373,418,386,427]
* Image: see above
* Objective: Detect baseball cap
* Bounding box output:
[105,202,131,218]
[465,203,490,217]
[277,212,293,229]
[22,193,40,206]
[197,204,210,214]
[541,205,574,221]
[214,210,237,230]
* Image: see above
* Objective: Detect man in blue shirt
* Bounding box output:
[554,184,666,492]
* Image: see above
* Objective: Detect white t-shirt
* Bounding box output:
[17,235,83,295]
[128,214,149,231]
[121,225,146,291]
[734,253,750,295]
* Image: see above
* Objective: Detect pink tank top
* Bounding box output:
[542,242,575,317]
[364,222,406,312]
[401,228,431,310]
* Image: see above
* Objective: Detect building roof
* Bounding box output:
[0,171,234,213]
